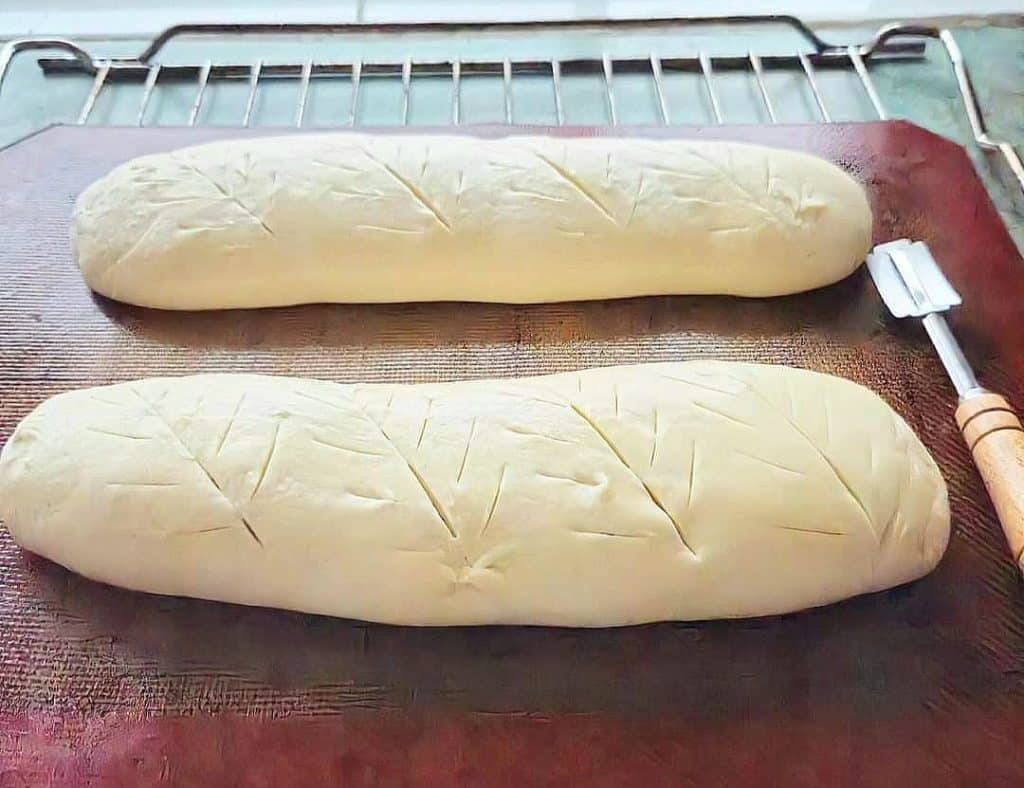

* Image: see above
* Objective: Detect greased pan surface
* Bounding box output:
[1,122,1023,785]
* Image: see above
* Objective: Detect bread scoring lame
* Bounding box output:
[0,362,948,626]
[72,134,873,309]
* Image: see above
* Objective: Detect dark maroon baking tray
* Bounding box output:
[0,122,1023,786]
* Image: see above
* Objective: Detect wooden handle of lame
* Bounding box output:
[956,393,1024,572]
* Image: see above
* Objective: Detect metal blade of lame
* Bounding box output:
[866,239,962,317]
[866,238,981,398]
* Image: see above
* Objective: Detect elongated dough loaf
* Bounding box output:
[73,135,872,310]
[0,363,947,626]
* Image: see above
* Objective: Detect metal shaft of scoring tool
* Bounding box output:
[868,239,1024,573]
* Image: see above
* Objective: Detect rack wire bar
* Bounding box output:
[450,58,461,125]
[0,17,1018,199]
[296,58,313,127]
[189,60,211,126]
[503,58,513,125]
[797,51,831,122]
[649,55,670,125]
[400,56,412,126]
[550,59,564,126]
[846,45,886,120]
[242,59,262,128]
[602,53,617,127]
[348,58,362,127]
[76,60,110,125]
[698,52,722,124]
[136,64,161,126]
[748,52,776,123]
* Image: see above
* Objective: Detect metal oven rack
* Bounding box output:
[0,15,1021,198]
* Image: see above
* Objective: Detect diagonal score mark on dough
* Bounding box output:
[481,464,508,538]
[707,226,750,236]
[626,172,646,226]
[347,395,458,540]
[740,383,878,541]
[250,420,282,501]
[309,435,386,457]
[668,195,737,209]
[775,525,845,537]
[504,425,574,445]
[650,408,660,467]
[355,224,425,235]
[172,526,234,536]
[878,504,900,552]
[292,388,349,413]
[97,213,174,284]
[345,490,397,504]
[416,398,433,451]
[176,158,275,237]
[784,375,798,422]
[455,170,466,205]
[657,372,738,398]
[310,157,363,174]
[536,470,601,488]
[507,187,567,203]
[214,393,246,456]
[682,148,789,226]
[533,152,618,226]
[130,388,263,547]
[685,442,697,511]
[90,394,123,407]
[495,388,566,409]
[881,461,905,548]
[733,450,804,477]
[85,427,152,441]
[360,148,452,232]
[690,400,756,429]
[325,185,385,200]
[626,161,717,179]
[456,417,477,485]
[106,481,180,488]
[568,402,696,556]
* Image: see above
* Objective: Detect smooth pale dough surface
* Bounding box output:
[72,135,873,310]
[0,362,948,626]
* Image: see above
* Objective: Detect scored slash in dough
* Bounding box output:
[72,135,873,310]
[0,362,948,626]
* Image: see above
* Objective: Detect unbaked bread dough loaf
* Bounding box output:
[72,135,872,310]
[0,362,947,626]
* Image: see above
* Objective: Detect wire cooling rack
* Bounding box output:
[0,15,1021,197]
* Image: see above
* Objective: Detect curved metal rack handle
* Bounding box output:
[0,38,95,98]
[133,15,850,64]
[865,23,1024,199]
[939,29,1024,199]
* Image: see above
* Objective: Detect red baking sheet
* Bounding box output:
[1,121,1023,786]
